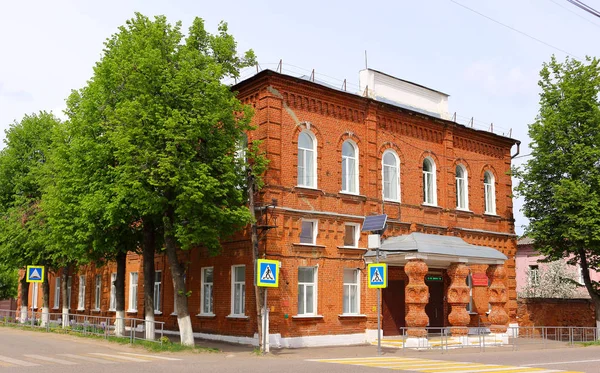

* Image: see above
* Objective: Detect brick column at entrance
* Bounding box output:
[446,263,470,336]
[404,259,429,337]
[487,264,509,333]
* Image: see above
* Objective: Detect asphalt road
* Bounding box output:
[1,327,599,373]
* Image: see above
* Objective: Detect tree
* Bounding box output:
[68,13,258,345]
[0,112,58,324]
[0,264,18,299]
[516,56,600,330]
[518,261,584,298]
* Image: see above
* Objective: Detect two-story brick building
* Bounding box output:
[24,68,520,348]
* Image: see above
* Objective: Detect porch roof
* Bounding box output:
[365,232,507,267]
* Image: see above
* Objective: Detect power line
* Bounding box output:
[449,0,581,60]
[548,0,600,28]
[566,0,600,18]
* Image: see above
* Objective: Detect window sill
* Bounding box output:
[484,212,499,217]
[77,308,85,312]
[455,208,473,214]
[52,307,59,310]
[337,246,367,251]
[170,312,178,316]
[422,203,441,209]
[126,310,138,314]
[197,313,216,318]
[92,309,101,313]
[339,192,367,202]
[108,309,116,312]
[294,186,324,198]
[292,315,324,320]
[338,314,367,318]
[154,311,162,315]
[383,198,401,204]
[226,315,249,320]
[292,243,326,249]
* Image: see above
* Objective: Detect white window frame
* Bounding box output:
[382,150,400,201]
[342,268,360,315]
[297,266,317,316]
[342,222,360,248]
[109,273,116,311]
[230,265,246,317]
[154,271,162,314]
[528,265,539,286]
[201,267,214,315]
[31,283,39,309]
[341,140,359,194]
[77,275,86,310]
[53,277,60,309]
[484,171,496,214]
[423,157,437,206]
[456,164,469,210]
[66,276,72,310]
[94,274,101,310]
[128,272,138,312]
[299,219,318,245]
[297,131,317,188]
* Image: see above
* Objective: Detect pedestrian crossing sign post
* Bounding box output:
[26,265,44,283]
[256,259,279,288]
[367,263,387,288]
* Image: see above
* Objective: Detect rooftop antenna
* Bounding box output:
[365,50,368,69]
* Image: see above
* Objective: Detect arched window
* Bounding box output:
[298,131,316,188]
[382,150,400,201]
[423,157,437,205]
[484,171,496,214]
[341,141,358,194]
[456,164,468,210]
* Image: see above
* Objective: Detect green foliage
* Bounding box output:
[0,264,18,299]
[515,56,600,301]
[518,261,585,298]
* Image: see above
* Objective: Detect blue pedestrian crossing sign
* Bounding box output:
[26,266,44,283]
[256,259,280,287]
[367,263,387,288]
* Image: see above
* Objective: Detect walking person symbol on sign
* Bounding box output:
[367,263,387,288]
[256,259,280,287]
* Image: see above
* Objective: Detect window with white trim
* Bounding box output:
[201,267,214,315]
[109,273,116,311]
[77,275,86,310]
[343,268,359,315]
[53,278,60,309]
[423,157,437,205]
[528,265,539,286]
[94,275,101,310]
[66,276,72,310]
[343,223,360,248]
[153,271,162,313]
[128,272,138,312]
[484,171,496,214]
[382,150,400,201]
[456,164,469,210]
[231,265,246,316]
[298,267,317,316]
[299,219,318,245]
[32,283,38,309]
[298,131,316,188]
[341,140,358,194]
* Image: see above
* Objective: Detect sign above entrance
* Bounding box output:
[26,266,44,283]
[471,273,488,287]
[256,259,280,287]
[425,275,443,282]
[367,263,387,288]
[362,214,387,232]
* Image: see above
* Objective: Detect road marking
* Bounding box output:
[118,352,181,361]
[310,357,583,373]
[88,353,151,362]
[57,354,116,364]
[523,359,600,366]
[24,354,78,365]
[0,355,39,367]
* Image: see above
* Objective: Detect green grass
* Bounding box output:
[580,340,600,347]
[0,322,219,353]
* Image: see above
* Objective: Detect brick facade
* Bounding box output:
[19,69,518,345]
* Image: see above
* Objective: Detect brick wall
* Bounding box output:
[517,298,596,327]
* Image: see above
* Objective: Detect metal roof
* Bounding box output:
[365,232,507,262]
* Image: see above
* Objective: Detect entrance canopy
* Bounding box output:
[365,232,507,268]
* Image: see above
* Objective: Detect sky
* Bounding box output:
[2,0,600,235]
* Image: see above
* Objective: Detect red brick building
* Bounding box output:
[23,68,519,347]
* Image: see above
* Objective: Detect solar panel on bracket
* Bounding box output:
[362,214,387,232]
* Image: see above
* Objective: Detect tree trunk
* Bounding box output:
[19,273,28,324]
[247,172,264,352]
[61,267,69,328]
[577,248,600,338]
[41,267,50,326]
[143,219,156,340]
[115,251,126,337]
[164,207,194,346]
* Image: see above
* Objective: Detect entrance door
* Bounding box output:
[382,280,405,336]
[425,279,444,329]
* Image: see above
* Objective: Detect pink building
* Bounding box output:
[516,237,600,296]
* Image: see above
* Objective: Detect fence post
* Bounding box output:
[130,319,134,344]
